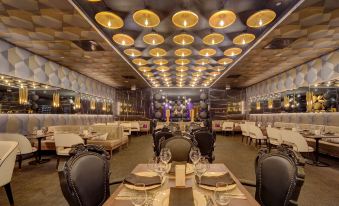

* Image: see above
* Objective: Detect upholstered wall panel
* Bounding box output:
[246,50,339,98]
[0,114,114,134]
[0,39,115,99]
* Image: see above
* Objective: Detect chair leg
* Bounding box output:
[241,135,244,142]
[4,183,14,206]
[18,155,22,169]
[56,156,60,169]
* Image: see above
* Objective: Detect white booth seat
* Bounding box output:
[248,125,267,145]
[280,130,314,153]
[266,127,282,146]
[0,141,18,205]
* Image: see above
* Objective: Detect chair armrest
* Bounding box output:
[109,179,124,185]
[239,179,256,187]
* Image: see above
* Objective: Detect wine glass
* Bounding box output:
[32,127,38,135]
[130,183,147,206]
[189,147,201,165]
[159,148,171,164]
[214,182,231,206]
[154,162,167,186]
[147,157,158,173]
[194,159,208,185]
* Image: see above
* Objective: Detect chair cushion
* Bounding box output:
[57,147,71,156]
[87,139,121,149]
[91,133,108,141]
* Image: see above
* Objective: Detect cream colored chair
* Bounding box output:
[221,121,234,136]
[0,133,37,169]
[130,121,141,135]
[240,124,249,143]
[280,130,314,154]
[120,122,132,136]
[54,133,84,169]
[248,125,267,146]
[0,141,18,206]
[266,127,282,148]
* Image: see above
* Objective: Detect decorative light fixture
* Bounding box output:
[176,72,187,77]
[53,91,60,108]
[133,9,160,28]
[132,58,148,66]
[18,86,28,105]
[124,48,141,57]
[143,72,154,77]
[199,48,216,57]
[212,66,225,72]
[112,34,134,46]
[209,10,236,29]
[172,10,199,28]
[138,66,152,72]
[247,9,276,28]
[175,48,193,57]
[218,57,233,65]
[95,11,124,29]
[193,66,207,72]
[203,33,224,45]
[256,101,261,110]
[75,94,81,109]
[102,101,107,111]
[159,72,171,77]
[156,66,170,72]
[153,59,168,65]
[224,47,242,57]
[149,48,167,57]
[143,33,164,45]
[195,58,209,65]
[233,33,256,45]
[88,0,101,2]
[173,33,194,45]
[192,72,202,77]
[90,98,96,110]
[175,58,190,65]
[209,71,220,77]
[176,66,189,72]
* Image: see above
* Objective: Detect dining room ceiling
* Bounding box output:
[212,0,339,89]
[69,0,303,88]
[0,0,149,89]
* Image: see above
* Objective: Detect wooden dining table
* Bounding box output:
[104,163,259,206]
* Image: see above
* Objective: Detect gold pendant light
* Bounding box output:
[176,72,187,77]
[209,71,221,77]
[175,58,190,65]
[192,72,202,77]
[175,48,192,57]
[143,72,154,77]
[173,33,194,45]
[172,10,199,28]
[112,34,134,46]
[138,66,152,72]
[75,94,81,109]
[247,9,276,28]
[218,57,233,65]
[95,11,124,29]
[203,33,224,45]
[212,66,225,72]
[143,33,164,45]
[209,10,236,29]
[224,47,242,57]
[195,58,209,65]
[176,66,189,72]
[133,9,160,28]
[18,87,28,105]
[153,59,168,65]
[132,58,148,66]
[53,91,60,108]
[159,72,171,77]
[199,48,216,57]
[156,66,170,72]
[149,48,167,57]
[233,33,255,45]
[193,66,207,72]
[124,48,141,57]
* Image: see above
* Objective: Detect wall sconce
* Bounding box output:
[75,94,81,109]
[19,87,28,105]
[284,96,290,108]
[102,101,107,111]
[268,98,273,109]
[90,98,96,110]
[256,101,261,110]
[53,91,60,108]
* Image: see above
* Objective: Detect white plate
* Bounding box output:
[153,189,206,206]
[168,163,194,175]
[123,172,164,191]
[198,172,237,191]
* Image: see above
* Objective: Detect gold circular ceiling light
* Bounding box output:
[175,48,192,57]
[175,58,190,65]
[209,10,236,29]
[199,48,216,57]
[203,33,224,45]
[143,72,154,77]
[246,9,276,28]
[172,10,199,28]
[149,48,167,57]
[224,47,242,57]
[138,67,152,72]
[156,66,170,72]
[212,66,225,72]
[112,34,134,46]
[153,59,168,65]
[233,33,255,45]
[176,66,189,72]
[173,33,194,45]
[95,11,124,29]
[133,9,160,28]
[192,72,203,77]
[196,58,209,65]
[193,66,207,72]
[143,33,164,45]
[176,72,187,77]
[209,71,221,77]
[124,48,141,57]
[159,72,171,77]
[132,58,148,66]
[218,57,233,65]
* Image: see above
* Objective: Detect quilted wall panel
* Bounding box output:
[0,39,115,99]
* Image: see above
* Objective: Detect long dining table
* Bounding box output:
[104,163,259,206]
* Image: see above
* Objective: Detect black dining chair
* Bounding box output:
[192,130,215,163]
[58,144,122,206]
[160,136,194,162]
[240,145,305,206]
[153,131,173,156]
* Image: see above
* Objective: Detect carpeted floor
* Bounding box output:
[0,134,339,206]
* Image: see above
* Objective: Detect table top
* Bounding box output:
[104,163,259,206]
[26,132,54,139]
[304,134,339,139]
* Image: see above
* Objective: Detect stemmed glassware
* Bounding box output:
[154,161,167,186]
[214,182,231,206]
[194,158,209,185]
[130,183,147,206]
[189,147,201,165]
[159,148,172,165]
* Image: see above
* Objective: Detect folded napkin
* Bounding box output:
[169,187,194,206]
[123,173,161,187]
[196,173,235,187]
[169,161,186,174]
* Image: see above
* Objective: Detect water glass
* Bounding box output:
[194,159,208,185]
[154,162,167,186]
[160,148,172,164]
[189,147,201,165]
[214,182,231,206]
[130,183,147,206]
[147,157,158,172]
